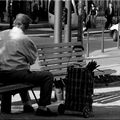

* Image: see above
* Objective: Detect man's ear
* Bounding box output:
[19,24,25,30]
[13,20,15,25]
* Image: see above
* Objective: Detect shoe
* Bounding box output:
[35,107,57,116]
[23,105,34,113]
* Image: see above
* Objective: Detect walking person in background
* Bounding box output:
[0,13,57,116]
[0,1,6,22]
[83,5,87,30]
[89,3,98,28]
[105,2,114,29]
[112,7,119,24]
[32,1,39,24]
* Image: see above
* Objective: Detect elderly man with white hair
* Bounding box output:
[0,13,56,116]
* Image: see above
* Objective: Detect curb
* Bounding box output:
[0,22,49,30]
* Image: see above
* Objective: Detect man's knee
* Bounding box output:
[40,71,54,83]
[46,71,54,82]
[42,71,54,88]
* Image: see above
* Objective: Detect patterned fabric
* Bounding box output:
[65,65,93,112]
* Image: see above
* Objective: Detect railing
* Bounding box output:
[84,29,120,57]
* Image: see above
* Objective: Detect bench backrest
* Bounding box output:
[36,42,86,79]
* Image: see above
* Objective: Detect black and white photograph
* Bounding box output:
[0,0,120,119]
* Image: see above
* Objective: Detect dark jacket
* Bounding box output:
[105,7,114,18]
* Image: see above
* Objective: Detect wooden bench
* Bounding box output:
[0,83,37,113]
[36,42,85,78]
[36,42,86,99]
[0,41,85,113]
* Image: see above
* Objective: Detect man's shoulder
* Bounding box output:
[21,35,35,46]
[0,29,10,34]
[22,35,32,42]
[0,29,10,38]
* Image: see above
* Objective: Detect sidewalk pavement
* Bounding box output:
[26,47,120,120]
[1,21,120,119]
[86,47,120,75]
[0,105,120,120]
[1,49,120,119]
[0,21,49,30]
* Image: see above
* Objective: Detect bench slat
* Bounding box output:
[41,61,86,71]
[37,42,85,78]
[39,52,83,60]
[38,47,73,54]
[37,42,82,49]
[0,84,34,93]
[40,57,85,66]
[52,69,66,76]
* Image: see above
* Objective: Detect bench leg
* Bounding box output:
[1,93,11,113]
[31,88,39,106]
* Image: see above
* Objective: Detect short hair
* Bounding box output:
[14,13,32,29]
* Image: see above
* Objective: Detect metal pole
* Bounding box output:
[6,0,9,22]
[54,0,63,101]
[77,0,83,45]
[9,0,13,29]
[117,23,120,48]
[54,0,62,43]
[101,28,104,52]
[85,0,88,14]
[87,31,89,57]
[64,0,71,43]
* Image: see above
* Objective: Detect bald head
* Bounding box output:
[14,13,32,30]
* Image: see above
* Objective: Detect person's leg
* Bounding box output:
[22,70,56,116]
[19,90,31,105]
[7,70,53,106]
[28,71,53,106]
[109,17,113,27]
[93,15,96,28]
[107,18,112,28]
[32,11,36,23]
[11,70,53,106]
[39,73,53,106]
[1,12,4,22]
[105,18,109,29]
[0,70,56,116]
[19,90,34,112]
[0,11,2,22]
[0,71,34,113]
[91,15,94,28]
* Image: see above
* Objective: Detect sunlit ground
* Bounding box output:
[0,86,119,113]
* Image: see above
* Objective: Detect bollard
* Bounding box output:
[54,0,62,43]
[64,0,71,43]
[117,23,120,48]
[101,29,104,53]
[9,0,13,29]
[101,17,106,53]
[86,31,89,57]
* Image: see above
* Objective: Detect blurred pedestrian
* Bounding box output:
[112,7,119,24]
[12,0,20,19]
[105,2,114,29]
[89,3,98,28]
[83,5,87,29]
[32,1,39,24]
[0,1,6,22]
